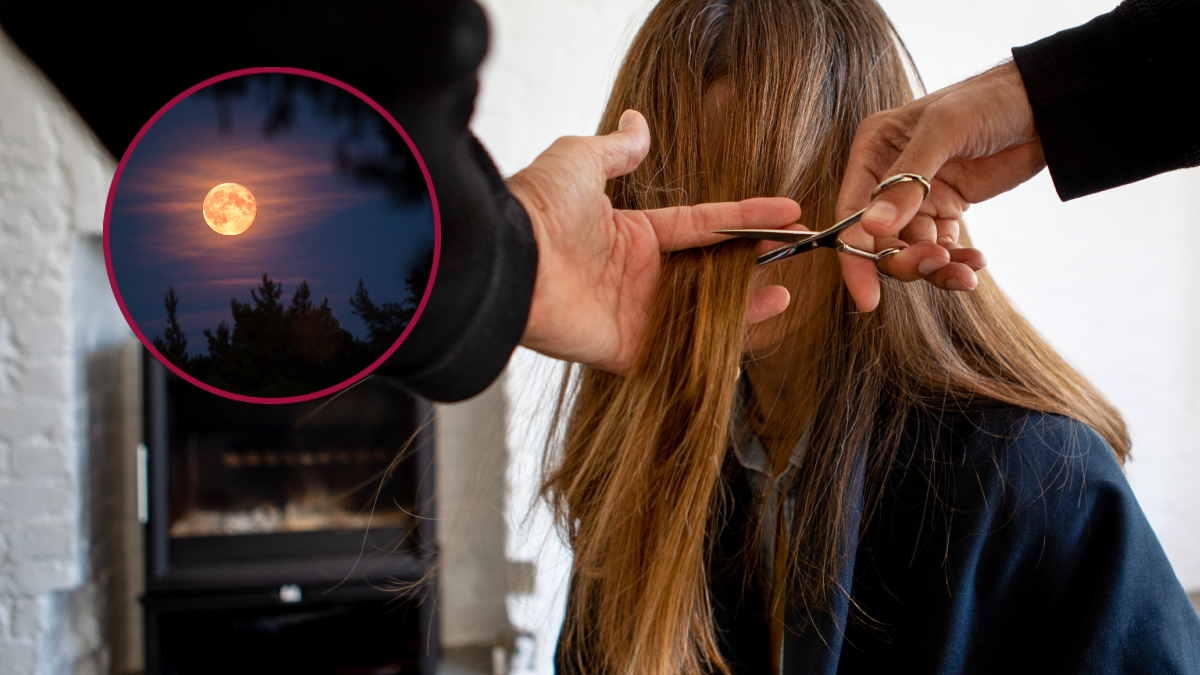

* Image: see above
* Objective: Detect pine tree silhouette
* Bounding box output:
[349,279,409,350]
[349,248,434,350]
[288,280,345,361]
[162,258,431,397]
[151,286,188,367]
[404,248,433,308]
[202,321,232,360]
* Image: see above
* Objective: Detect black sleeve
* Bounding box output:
[0,1,537,402]
[1011,0,1200,200]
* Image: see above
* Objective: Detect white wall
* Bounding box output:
[470,2,1200,673]
[472,2,653,673]
[436,379,515,650]
[0,26,136,675]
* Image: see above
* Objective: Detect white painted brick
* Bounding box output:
[0,25,119,674]
[8,516,73,559]
[10,361,67,399]
[0,77,52,142]
[0,478,73,518]
[1,279,68,321]
[54,114,114,236]
[11,596,46,639]
[26,279,67,313]
[0,319,16,362]
[0,236,46,274]
[2,559,78,596]
[0,639,37,675]
[11,436,69,478]
[0,401,65,437]
[0,596,11,635]
[0,571,20,597]
[13,318,67,358]
[0,366,16,403]
[0,130,57,175]
[0,197,69,242]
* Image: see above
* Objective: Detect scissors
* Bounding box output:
[713,173,931,270]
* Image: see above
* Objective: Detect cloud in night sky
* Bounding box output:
[116,140,378,264]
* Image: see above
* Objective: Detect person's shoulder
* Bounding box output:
[901,405,1128,515]
[921,405,1118,473]
[880,412,1200,671]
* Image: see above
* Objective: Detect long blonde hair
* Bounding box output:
[543,2,1129,675]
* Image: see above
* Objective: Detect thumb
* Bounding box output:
[859,126,946,238]
[596,109,651,180]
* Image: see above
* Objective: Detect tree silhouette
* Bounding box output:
[288,281,345,362]
[350,248,433,350]
[349,280,409,349]
[151,286,188,366]
[405,249,433,308]
[202,321,232,362]
[155,256,432,397]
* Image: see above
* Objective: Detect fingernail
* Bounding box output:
[618,110,633,130]
[918,257,946,275]
[863,201,897,227]
[946,278,976,291]
[937,235,954,246]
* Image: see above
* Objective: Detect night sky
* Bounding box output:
[108,74,434,357]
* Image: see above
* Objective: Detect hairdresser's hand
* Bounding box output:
[836,60,1045,311]
[509,110,800,374]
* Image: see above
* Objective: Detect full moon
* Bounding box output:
[202,183,257,235]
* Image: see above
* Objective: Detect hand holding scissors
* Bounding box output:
[717,174,987,305]
[833,62,1036,311]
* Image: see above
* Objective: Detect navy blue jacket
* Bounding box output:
[564,409,1200,674]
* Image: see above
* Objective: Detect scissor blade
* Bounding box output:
[750,207,869,266]
[712,207,870,266]
[711,228,819,244]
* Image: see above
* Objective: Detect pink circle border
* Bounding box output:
[103,67,441,405]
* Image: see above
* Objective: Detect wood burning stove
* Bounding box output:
[142,351,438,674]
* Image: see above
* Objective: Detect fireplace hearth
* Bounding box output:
[142,352,438,674]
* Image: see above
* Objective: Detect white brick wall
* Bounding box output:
[0,24,86,665]
[0,26,134,675]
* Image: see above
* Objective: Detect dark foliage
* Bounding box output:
[151,286,189,366]
[152,255,431,397]
[349,249,434,351]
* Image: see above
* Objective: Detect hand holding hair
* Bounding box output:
[508,109,800,373]
[835,60,1040,311]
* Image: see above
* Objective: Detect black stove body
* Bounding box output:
[141,352,438,675]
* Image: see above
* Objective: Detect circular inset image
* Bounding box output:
[105,68,439,403]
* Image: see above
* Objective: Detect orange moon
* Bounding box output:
[202,183,257,235]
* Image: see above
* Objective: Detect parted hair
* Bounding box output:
[542,2,1129,675]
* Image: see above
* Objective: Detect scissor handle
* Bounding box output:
[835,241,903,279]
[871,173,931,201]
[834,241,902,262]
